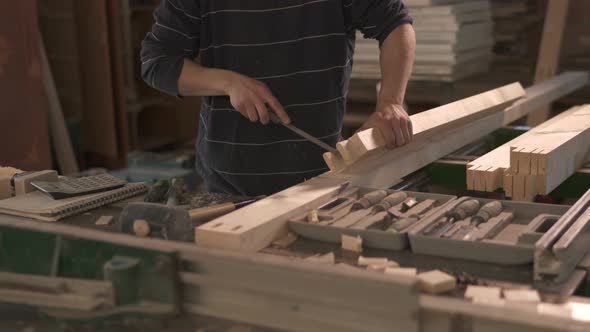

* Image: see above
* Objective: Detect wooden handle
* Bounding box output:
[188,203,236,223]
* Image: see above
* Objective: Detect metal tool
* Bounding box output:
[119,197,262,241]
[269,113,338,154]
[423,199,480,237]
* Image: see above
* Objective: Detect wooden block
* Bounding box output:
[357,256,388,266]
[305,252,335,265]
[0,167,22,178]
[384,267,417,277]
[14,170,58,195]
[306,210,319,224]
[341,234,362,253]
[417,270,456,294]
[95,215,113,226]
[513,174,526,201]
[464,285,502,302]
[524,175,538,201]
[503,169,514,197]
[0,176,11,200]
[271,232,298,248]
[335,139,355,162]
[466,165,477,190]
[503,289,541,303]
[323,152,346,170]
[367,260,400,272]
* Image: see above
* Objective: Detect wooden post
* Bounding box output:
[525,0,570,126]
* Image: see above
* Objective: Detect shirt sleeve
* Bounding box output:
[140,0,201,96]
[349,0,413,46]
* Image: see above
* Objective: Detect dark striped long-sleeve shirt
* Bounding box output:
[141,0,412,196]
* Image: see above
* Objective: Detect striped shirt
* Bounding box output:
[141,0,412,196]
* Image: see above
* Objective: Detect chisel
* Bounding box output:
[461,201,503,241]
[423,199,480,237]
[270,113,338,154]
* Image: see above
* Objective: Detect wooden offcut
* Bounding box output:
[417,270,456,294]
[14,170,58,196]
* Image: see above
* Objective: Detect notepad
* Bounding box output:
[0,183,148,221]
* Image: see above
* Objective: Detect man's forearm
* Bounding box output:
[378,24,416,105]
[178,59,236,96]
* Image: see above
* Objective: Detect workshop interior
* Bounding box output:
[1,0,590,331]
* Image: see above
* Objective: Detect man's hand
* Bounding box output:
[359,103,413,149]
[226,73,291,125]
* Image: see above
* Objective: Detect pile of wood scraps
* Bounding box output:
[468,104,590,201]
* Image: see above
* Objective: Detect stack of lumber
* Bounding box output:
[489,0,541,80]
[468,104,590,201]
[352,0,494,82]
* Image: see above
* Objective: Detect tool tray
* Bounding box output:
[408,197,571,265]
[288,188,455,251]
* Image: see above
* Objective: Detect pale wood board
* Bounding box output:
[467,72,589,192]
[325,82,525,170]
[509,105,590,196]
[195,177,349,251]
[40,39,79,175]
[526,0,570,126]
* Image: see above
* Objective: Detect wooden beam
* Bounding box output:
[39,40,79,175]
[503,71,589,125]
[509,105,590,198]
[526,0,570,126]
[195,177,349,251]
[325,82,526,170]
[468,104,587,195]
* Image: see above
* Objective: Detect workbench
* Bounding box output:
[1,180,590,332]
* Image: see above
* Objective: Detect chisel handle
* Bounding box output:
[448,199,480,221]
[374,192,408,212]
[471,201,503,225]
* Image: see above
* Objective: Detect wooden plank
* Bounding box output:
[467,72,589,193]
[0,0,53,170]
[503,71,588,125]
[509,105,590,196]
[526,0,570,126]
[324,82,525,170]
[39,40,79,175]
[195,177,349,251]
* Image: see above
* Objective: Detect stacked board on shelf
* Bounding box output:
[489,0,542,80]
[351,0,494,82]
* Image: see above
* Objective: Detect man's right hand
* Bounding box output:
[226,73,290,125]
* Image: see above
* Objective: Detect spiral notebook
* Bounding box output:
[0,183,148,221]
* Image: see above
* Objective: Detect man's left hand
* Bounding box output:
[358,103,413,149]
